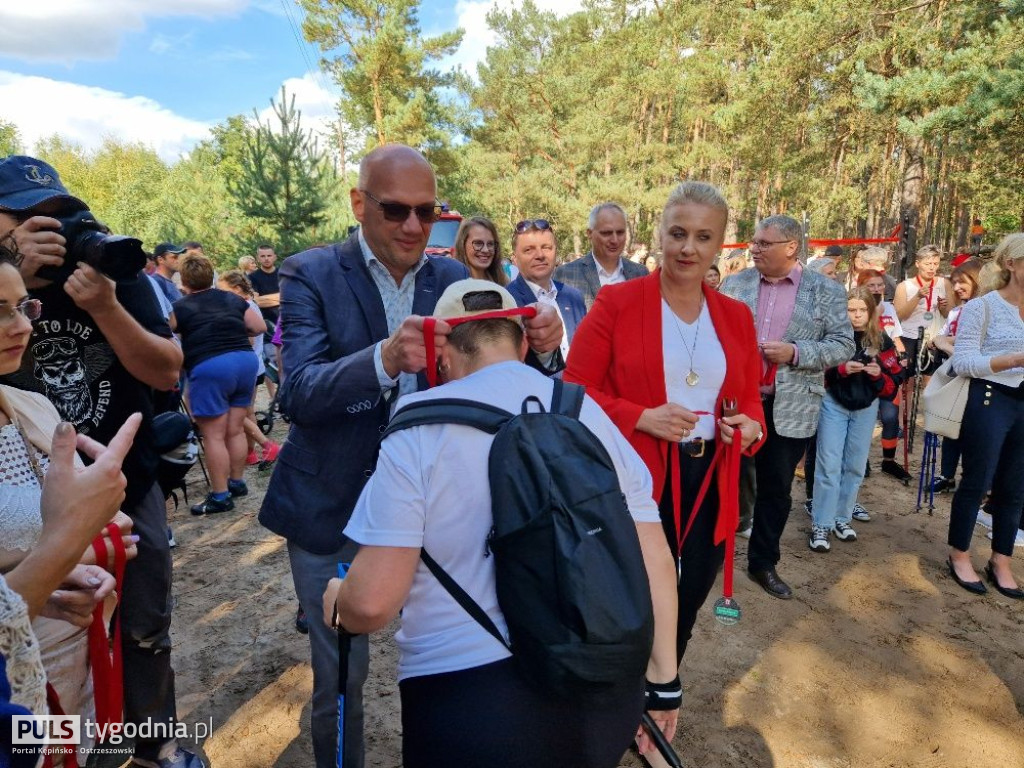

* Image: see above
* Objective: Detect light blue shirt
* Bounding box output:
[358,230,427,400]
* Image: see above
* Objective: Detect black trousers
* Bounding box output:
[400,658,643,768]
[119,482,176,759]
[658,445,723,666]
[948,380,1024,556]
[747,400,809,573]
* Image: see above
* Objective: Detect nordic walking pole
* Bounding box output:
[335,562,351,768]
[641,712,684,768]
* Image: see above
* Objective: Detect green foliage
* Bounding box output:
[0,120,22,156]
[300,0,465,174]
[229,86,338,256]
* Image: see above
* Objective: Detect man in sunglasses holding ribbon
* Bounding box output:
[259,144,564,768]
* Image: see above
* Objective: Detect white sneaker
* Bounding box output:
[851,504,871,522]
[833,521,858,542]
[809,525,831,552]
[737,525,752,539]
[976,510,993,529]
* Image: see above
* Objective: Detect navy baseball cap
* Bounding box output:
[0,156,87,213]
[153,243,186,257]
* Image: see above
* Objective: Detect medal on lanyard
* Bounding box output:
[918,276,935,322]
[712,398,743,626]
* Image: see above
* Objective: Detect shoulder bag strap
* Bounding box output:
[420,550,510,651]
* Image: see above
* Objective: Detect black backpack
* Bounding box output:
[383,379,654,696]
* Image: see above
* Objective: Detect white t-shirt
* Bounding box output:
[344,360,660,681]
[661,299,726,441]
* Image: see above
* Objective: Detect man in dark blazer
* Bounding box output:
[507,220,587,370]
[259,145,563,768]
[554,202,648,310]
[720,215,853,600]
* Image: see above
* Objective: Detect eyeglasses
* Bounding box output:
[749,239,793,251]
[0,299,42,327]
[360,190,441,224]
[514,219,552,235]
[470,240,496,252]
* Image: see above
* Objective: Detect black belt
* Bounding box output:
[680,438,713,458]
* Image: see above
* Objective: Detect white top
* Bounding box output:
[661,299,726,441]
[879,301,903,341]
[0,424,49,570]
[344,361,660,681]
[899,277,947,337]
[951,291,1024,388]
[940,304,963,337]
[597,259,625,287]
[524,279,571,359]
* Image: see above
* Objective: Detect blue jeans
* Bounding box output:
[813,393,879,527]
[288,540,369,768]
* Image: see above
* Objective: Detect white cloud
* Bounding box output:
[0,71,212,162]
[443,0,586,77]
[0,0,249,63]
[255,73,340,140]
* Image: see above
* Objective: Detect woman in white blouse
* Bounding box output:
[946,235,1024,599]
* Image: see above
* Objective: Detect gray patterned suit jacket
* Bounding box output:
[554,253,649,310]
[720,266,854,439]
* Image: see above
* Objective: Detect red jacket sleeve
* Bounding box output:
[564,291,646,438]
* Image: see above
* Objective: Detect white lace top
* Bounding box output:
[952,291,1024,387]
[0,423,50,573]
[0,576,48,717]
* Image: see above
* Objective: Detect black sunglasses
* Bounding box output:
[361,190,441,224]
[514,219,552,235]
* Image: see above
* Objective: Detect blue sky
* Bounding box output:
[0,0,579,162]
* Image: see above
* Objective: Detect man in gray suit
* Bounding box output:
[259,145,563,768]
[720,215,853,599]
[554,202,648,310]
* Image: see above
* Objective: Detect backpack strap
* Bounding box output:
[420,549,511,652]
[550,379,585,419]
[382,399,511,439]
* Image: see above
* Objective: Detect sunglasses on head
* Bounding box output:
[361,190,442,224]
[514,219,552,235]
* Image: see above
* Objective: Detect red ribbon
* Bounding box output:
[88,522,126,736]
[915,276,935,312]
[669,423,743,600]
[422,307,538,387]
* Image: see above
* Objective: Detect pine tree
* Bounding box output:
[230,87,336,255]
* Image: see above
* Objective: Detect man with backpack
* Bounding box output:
[322,279,679,768]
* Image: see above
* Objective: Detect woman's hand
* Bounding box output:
[39,564,116,628]
[863,361,882,377]
[322,577,342,629]
[844,360,865,374]
[719,414,761,450]
[636,403,699,442]
[79,510,138,568]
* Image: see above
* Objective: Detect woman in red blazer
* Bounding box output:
[566,181,765,667]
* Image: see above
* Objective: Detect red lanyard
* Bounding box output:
[422,307,538,387]
[915,276,935,312]
[668,420,743,601]
[88,522,127,734]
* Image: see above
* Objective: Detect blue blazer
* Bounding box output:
[259,235,468,554]
[506,275,588,344]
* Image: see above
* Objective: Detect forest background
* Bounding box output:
[1,0,1021,268]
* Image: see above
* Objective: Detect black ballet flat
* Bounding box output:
[984,562,1024,600]
[947,558,987,595]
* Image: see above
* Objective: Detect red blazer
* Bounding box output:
[565,272,765,546]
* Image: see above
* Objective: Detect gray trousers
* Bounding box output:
[288,540,369,768]
[120,482,176,760]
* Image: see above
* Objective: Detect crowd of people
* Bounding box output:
[0,146,1020,768]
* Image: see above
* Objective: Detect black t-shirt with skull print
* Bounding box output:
[1,273,173,509]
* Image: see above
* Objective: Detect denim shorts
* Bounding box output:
[188,350,259,417]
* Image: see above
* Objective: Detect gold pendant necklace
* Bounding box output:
[671,296,703,387]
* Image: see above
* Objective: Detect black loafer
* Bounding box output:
[947,557,987,595]
[984,562,1024,600]
[748,567,793,599]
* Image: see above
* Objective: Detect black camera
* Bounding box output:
[36,209,148,284]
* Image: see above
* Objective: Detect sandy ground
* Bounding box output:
[161,415,1024,768]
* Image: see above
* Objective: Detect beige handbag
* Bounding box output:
[922,302,989,439]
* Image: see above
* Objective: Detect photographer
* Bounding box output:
[0,157,198,768]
